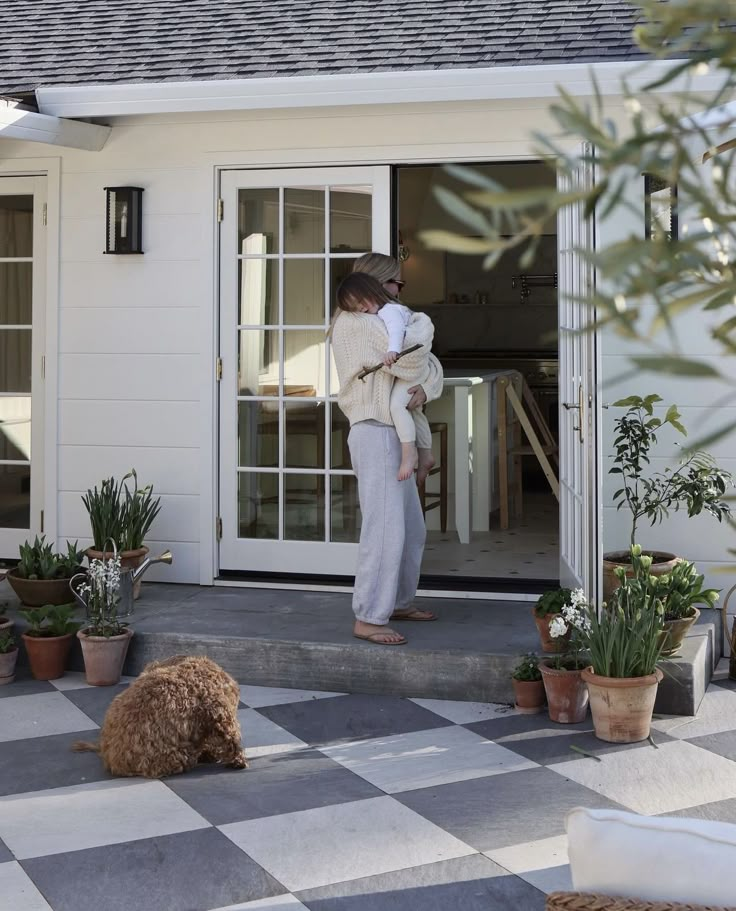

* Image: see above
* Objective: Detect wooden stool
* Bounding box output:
[419,421,448,533]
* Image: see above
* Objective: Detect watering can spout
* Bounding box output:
[132,549,173,584]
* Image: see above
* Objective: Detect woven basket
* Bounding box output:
[546,892,736,911]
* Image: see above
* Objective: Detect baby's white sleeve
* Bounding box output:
[378,304,408,353]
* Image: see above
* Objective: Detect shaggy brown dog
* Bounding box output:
[73,655,248,778]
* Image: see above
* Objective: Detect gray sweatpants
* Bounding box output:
[348,420,426,625]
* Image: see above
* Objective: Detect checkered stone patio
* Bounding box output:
[1,669,736,911]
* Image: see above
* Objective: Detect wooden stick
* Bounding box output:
[358,343,422,381]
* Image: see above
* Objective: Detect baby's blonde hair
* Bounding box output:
[327,272,393,337]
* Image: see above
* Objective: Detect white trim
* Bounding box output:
[36,61,725,119]
[213,579,538,602]
[0,101,110,150]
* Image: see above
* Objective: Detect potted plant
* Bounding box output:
[604,394,732,601]
[654,560,719,656]
[82,469,161,599]
[75,547,134,686]
[539,590,591,724]
[0,630,18,685]
[6,537,86,607]
[532,587,573,653]
[511,653,545,714]
[20,604,82,680]
[581,546,667,744]
[0,600,12,633]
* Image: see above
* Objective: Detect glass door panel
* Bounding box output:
[219,167,390,574]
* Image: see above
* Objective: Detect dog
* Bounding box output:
[73,655,248,778]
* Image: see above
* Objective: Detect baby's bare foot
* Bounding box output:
[416,448,435,485]
[398,442,418,481]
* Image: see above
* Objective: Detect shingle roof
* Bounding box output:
[0,0,645,96]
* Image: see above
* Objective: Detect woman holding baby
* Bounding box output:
[330,253,444,645]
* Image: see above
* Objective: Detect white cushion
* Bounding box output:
[567,807,736,906]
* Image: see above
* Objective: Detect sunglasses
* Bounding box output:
[386,279,406,291]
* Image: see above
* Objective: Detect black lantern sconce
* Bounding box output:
[104,186,144,254]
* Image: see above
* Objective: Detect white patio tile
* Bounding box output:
[50,672,134,691]
[210,896,307,911]
[410,698,514,725]
[239,708,308,758]
[0,692,98,743]
[549,740,736,815]
[0,862,53,911]
[651,686,736,740]
[485,834,569,874]
[239,684,343,708]
[321,725,536,793]
[0,779,210,859]
[219,795,475,892]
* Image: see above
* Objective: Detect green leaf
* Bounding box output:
[432,186,491,236]
[418,231,506,254]
[629,357,722,379]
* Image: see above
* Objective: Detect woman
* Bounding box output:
[331,253,444,645]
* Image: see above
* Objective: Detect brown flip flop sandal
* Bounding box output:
[353,631,407,646]
[389,610,437,621]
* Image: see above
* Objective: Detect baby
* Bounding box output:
[334,272,435,482]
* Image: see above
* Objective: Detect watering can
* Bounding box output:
[723,583,736,681]
[69,549,173,619]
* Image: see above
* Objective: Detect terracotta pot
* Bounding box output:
[532,609,570,653]
[22,632,74,681]
[86,546,148,600]
[659,608,700,656]
[512,678,545,714]
[582,666,663,743]
[539,661,589,723]
[6,569,78,608]
[602,550,679,604]
[0,647,18,685]
[77,627,133,686]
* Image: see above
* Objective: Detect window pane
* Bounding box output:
[0,196,33,257]
[284,187,324,254]
[283,330,326,396]
[284,474,324,541]
[239,259,278,326]
[237,189,279,254]
[0,330,32,393]
[330,474,360,543]
[330,186,371,253]
[0,464,30,529]
[284,259,324,325]
[284,400,324,469]
[238,472,278,539]
[238,401,279,468]
[0,396,30,460]
[237,329,279,395]
[0,264,32,325]
[330,402,351,469]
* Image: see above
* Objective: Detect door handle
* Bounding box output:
[562,385,585,444]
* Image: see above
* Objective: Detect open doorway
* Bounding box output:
[396,162,560,586]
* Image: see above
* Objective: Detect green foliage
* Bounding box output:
[82,469,161,552]
[653,559,720,620]
[512,652,542,681]
[534,587,573,618]
[16,536,85,581]
[610,396,732,546]
[20,604,82,638]
[0,630,16,654]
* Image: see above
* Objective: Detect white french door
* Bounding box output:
[218,167,390,574]
[557,148,601,597]
[0,177,46,559]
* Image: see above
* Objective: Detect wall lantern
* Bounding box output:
[104,186,144,254]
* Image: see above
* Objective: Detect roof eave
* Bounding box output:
[0,99,111,149]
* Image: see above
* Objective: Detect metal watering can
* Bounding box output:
[69,549,173,619]
[723,583,736,681]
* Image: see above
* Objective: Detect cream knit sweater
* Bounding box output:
[331,310,444,426]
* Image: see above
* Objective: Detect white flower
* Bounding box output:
[549,616,569,638]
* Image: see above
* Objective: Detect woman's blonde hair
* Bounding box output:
[328,272,393,336]
[352,252,401,285]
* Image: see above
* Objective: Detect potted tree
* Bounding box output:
[0,630,18,685]
[82,469,161,599]
[532,587,573,653]
[6,537,85,607]
[604,395,732,601]
[20,604,82,680]
[75,547,134,686]
[539,590,591,724]
[581,546,667,744]
[511,653,545,714]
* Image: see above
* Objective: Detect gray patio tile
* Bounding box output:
[687,729,736,762]
[21,827,286,911]
[62,683,129,726]
[0,692,98,743]
[465,713,593,742]
[498,727,672,766]
[166,750,381,825]
[658,798,736,825]
[0,670,54,699]
[296,854,545,910]
[0,728,110,797]
[239,708,308,758]
[240,683,344,708]
[257,694,451,747]
[394,766,625,851]
[0,837,12,863]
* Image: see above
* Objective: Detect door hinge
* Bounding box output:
[41,355,46,379]
[216,516,223,540]
[216,198,224,222]
[42,203,47,226]
[216,357,223,381]
[40,510,44,533]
